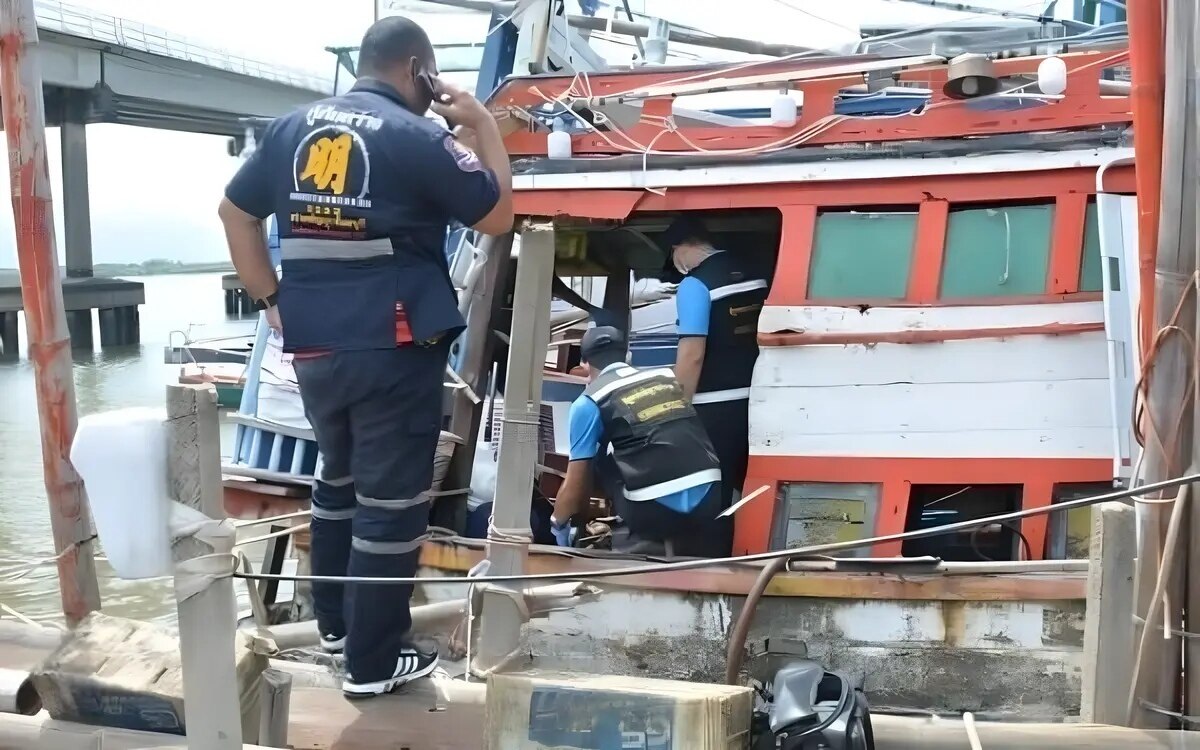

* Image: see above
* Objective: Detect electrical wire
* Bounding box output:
[233,471,1200,587]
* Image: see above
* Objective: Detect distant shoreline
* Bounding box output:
[94,261,235,278]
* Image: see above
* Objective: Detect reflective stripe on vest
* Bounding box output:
[693,386,751,404]
[624,467,722,502]
[709,278,768,301]
[279,237,394,261]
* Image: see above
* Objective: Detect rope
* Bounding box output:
[232,471,1200,587]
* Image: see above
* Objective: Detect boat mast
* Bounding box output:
[0,0,102,625]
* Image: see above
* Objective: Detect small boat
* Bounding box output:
[178,362,246,408]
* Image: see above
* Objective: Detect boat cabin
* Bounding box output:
[462,47,1139,563]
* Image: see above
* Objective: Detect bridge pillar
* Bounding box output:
[60,93,93,279]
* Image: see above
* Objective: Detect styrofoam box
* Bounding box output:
[486,671,753,750]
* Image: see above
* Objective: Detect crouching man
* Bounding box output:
[550,326,727,557]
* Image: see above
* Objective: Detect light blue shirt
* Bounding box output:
[675,275,711,338]
[567,368,713,514]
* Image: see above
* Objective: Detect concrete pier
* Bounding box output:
[223,273,254,316]
[0,272,144,353]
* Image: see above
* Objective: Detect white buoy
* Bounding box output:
[1037,56,1068,95]
[770,92,797,127]
[547,117,572,159]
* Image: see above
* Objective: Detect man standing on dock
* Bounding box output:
[218,16,512,698]
[664,216,768,557]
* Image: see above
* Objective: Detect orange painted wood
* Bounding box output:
[734,455,1111,556]
[1049,193,1089,294]
[1019,480,1055,561]
[910,199,950,303]
[769,205,817,306]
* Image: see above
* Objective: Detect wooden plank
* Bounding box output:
[758,299,1104,335]
[167,384,245,749]
[755,333,1110,387]
[747,425,1115,459]
[417,542,1087,601]
[1080,501,1135,724]
[477,224,556,672]
[256,669,291,749]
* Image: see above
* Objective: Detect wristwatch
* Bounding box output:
[252,291,279,311]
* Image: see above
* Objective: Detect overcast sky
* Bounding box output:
[0,0,1066,268]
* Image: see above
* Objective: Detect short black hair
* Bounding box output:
[357,16,435,77]
[580,325,628,370]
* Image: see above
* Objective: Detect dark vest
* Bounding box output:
[688,253,767,403]
[584,365,721,502]
[261,81,464,352]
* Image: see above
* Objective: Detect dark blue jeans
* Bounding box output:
[293,344,447,683]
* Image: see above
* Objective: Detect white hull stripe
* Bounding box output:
[280,237,394,261]
[709,279,768,301]
[351,534,428,555]
[624,468,722,502]
[589,367,675,402]
[693,387,751,404]
[311,504,356,521]
[356,492,429,510]
[512,147,1134,192]
[318,474,354,487]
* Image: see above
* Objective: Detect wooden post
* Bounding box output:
[1080,502,1135,724]
[167,384,244,749]
[475,224,555,673]
[438,232,514,532]
[0,0,101,626]
[1128,0,1193,727]
[257,669,292,749]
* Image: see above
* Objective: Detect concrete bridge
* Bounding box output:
[0,0,334,355]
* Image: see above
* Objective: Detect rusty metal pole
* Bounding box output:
[0,0,101,625]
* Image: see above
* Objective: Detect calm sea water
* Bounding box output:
[0,272,256,625]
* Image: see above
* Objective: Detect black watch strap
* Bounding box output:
[253,291,279,311]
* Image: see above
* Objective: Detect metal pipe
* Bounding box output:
[0,669,41,716]
[415,0,815,57]
[0,0,101,625]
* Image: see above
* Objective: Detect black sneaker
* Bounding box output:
[320,632,346,654]
[342,645,439,699]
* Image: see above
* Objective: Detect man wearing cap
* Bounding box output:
[550,326,726,556]
[661,216,768,555]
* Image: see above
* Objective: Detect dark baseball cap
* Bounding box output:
[579,325,628,363]
[657,215,710,253]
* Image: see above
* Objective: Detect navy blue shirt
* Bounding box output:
[224,78,500,350]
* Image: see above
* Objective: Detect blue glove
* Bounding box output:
[551,518,575,547]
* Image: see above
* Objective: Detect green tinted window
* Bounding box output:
[940,204,1054,298]
[807,211,917,299]
[1080,202,1103,292]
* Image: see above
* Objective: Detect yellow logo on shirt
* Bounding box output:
[299,133,353,196]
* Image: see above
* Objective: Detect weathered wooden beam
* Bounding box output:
[1080,502,1135,724]
[167,384,244,749]
[476,224,555,672]
[256,669,290,749]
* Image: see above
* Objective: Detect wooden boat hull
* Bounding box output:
[417,539,1087,721]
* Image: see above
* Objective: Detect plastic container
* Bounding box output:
[547,117,572,159]
[70,407,173,579]
[770,93,798,127]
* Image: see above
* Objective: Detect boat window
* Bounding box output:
[901,484,1024,561]
[807,210,917,300]
[1045,482,1111,559]
[939,203,1055,298]
[770,482,880,556]
[1079,201,1104,292]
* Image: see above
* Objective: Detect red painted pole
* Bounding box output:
[0,0,101,625]
[1128,0,1165,356]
